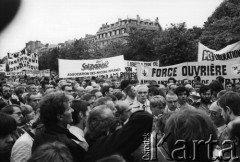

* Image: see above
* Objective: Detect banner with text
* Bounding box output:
[7,48,39,72]
[121,60,159,79]
[137,60,240,85]
[198,41,240,62]
[0,64,6,72]
[5,69,50,77]
[59,55,125,78]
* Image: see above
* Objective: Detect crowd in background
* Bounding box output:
[0,74,239,162]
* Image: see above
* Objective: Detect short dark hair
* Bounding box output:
[105,94,117,103]
[71,100,89,125]
[1,104,22,115]
[101,86,110,96]
[14,86,25,95]
[168,77,176,84]
[39,91,69,127]
[216,76,224,84]
[82,94,95,102]
[199,85,210,94]
[90,89,100,96]
[217,91,240,116]
[28,141,73,162]
[148,86,160,96]
[120,80,130,91]
[225,81,234,88]
[175,86,189,96]
[209,80,224,93]
[0,112,16,138]
[194,76,201,82]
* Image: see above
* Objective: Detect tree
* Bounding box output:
[124,27,159,61]
[154,23,198,66]
[200,0,240,50]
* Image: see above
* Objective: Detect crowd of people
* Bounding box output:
[0,74,239,162]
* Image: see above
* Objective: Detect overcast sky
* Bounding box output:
[0,0,223,58]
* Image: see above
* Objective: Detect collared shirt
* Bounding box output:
[164,105,180,113]
[130,98,152,114]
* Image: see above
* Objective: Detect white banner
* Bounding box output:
[5,69,50,77]
[137,60,240,85]
[7,48,39,72]
[0,64,6,72]
[121,60,159,79]
[198,41,240,62]
[58,55,125,78]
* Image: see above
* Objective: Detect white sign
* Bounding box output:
[121,60,159,79]
[137,60,240,85]
[7,48,38,72]
[58,55,125,78]
[198,41,240,62]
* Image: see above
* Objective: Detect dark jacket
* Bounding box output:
[83,110,153,162]
[32,124,86,162]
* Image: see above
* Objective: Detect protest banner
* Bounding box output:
[7,48,39,72]
[58,55,125,78]
[137,60,240,85]
[0,64,6,72]
[121,60,159,79]
[198,41,240,62]
[5,69,50,77]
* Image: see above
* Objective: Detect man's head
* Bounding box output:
[62,85,73,95]
[115,100,131,124]
[175,86,189,105]
[150,95,166,116]
[209,80,224,101]
[199,85,212,104]
[194,76,201,84]
[217,91,240,124]
[168,77,176,84]
[216,76,224,84]
[39,91,74,128]
[71,100,90,128]
[166,91,178,111]
[209,101,225,127]
[235,82,240,94]
[136,85,148,104]
[86,105,116,140]
[125,85,136,99]
[27,141,73,162]
[14,86,25,100]
[193,82,203,93]
[28,84,38,94]
[90,89,103,99]
[0,112,16,154]
[82,94,96,109]
[1,104,23,126]
[1,85,12,100]
[165,109,217,162]
[76,86,85,98]
[225,81,234,91]
[101,86,113,97]
[26,93,42,111]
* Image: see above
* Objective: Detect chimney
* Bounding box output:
[137,15,140,21]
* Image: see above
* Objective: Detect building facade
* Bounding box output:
[92,15,160,48]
